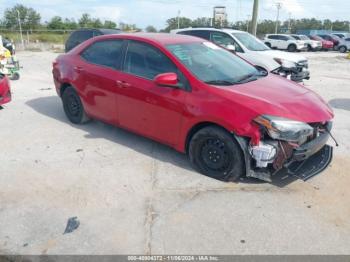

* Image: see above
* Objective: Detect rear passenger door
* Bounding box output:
[77,39,125,124]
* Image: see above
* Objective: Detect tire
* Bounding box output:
[10,72,20,80]
[339,46,347,53]
[189,126,245,182]
[287,44,297,52]
[62,86,90,124]
[265,42,271,48]
[307,44,313,52]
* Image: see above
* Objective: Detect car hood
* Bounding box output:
[261,50,307,63]
[218,75,333,123]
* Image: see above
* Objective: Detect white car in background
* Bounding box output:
[171,28,310,82]
[291,34,322,51]
[264,34,307,52]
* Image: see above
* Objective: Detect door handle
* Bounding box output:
[74,66,84,73]
[116,80,131,88]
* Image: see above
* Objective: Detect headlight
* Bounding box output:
[274,58,297,69]
[254,115,314,142]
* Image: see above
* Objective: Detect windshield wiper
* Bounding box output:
[235,73,258,84]
[204,80,236,86]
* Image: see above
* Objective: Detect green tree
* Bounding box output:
[103,20,117,29]
[79,13,93,28]
[191,17,211,27]
[64,18,78,30]
[4,4,41,30]
[164,17,192,32]
[47,16,64,30]
[145,25,157,32]
[92,18,103,28]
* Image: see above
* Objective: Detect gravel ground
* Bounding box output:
[0,51,350,255]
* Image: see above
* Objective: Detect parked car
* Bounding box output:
[309,35,334,51]
[317,34,340,49]
[65,28,122,52]
[264,34,306,52]
[332,33,350,39]
[53,33,334,183]
[332,37,350,53]
[291,34,322,51]
[0,73,11,106]
[171,28,310,82]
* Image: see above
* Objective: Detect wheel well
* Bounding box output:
[185,122,230,153]
[288,43,296,48]
[60,83,71,97]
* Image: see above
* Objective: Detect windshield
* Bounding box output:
[299,35,310,40]
[232,32,270,51]
[166,42,260,86]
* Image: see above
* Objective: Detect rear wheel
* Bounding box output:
[189,126,245,182]
[62,86,90,124]
[307,44,313,52]
[339,46,347,53]
[287,44,297,52]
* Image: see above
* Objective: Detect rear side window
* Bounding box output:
[179,30,210,40]
[66,30,93,51]
[124,41,178,80]
[71,31,93,44]
[81,40,124,69]
[210,32,243,52]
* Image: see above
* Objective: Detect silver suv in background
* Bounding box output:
[264,34,307,52]
[291,34,322,51]
[171,28,310,82]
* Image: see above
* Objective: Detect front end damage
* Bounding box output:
[273,60,310,83]
[236,120,334,182]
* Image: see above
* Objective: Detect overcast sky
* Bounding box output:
[0,0,349,29]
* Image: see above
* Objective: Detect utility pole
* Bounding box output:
[17,9,24,49]
[177,10,181,29]
[275,2,282,34]
[288,12,292,33]
[246,15,251,32]
[251,0,259,36]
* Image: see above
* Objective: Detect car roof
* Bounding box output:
[172,27,247,34]
[93,33,203,45]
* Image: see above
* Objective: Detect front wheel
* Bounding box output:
[189,126,245,182]
[62,86,90,124]
[287,44,297,52]
[339,46,347,53]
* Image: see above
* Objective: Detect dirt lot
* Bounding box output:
[1,51,350,255]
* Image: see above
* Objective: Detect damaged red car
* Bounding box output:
[0,73,11,106]
[53,33,334,182]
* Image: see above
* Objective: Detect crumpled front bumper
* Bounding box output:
[236,122,334,183]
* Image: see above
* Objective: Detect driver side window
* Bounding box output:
[210,32,244,53]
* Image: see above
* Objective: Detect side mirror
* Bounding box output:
[154,72,180,88]
[226,44,236,52]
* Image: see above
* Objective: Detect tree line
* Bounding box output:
[1,4,349,34]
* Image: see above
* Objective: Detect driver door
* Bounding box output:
[116,40,188,146]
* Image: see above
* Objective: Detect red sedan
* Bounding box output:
[310,35,334,50]
[53,33,334,182]
[0,73,11,106]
